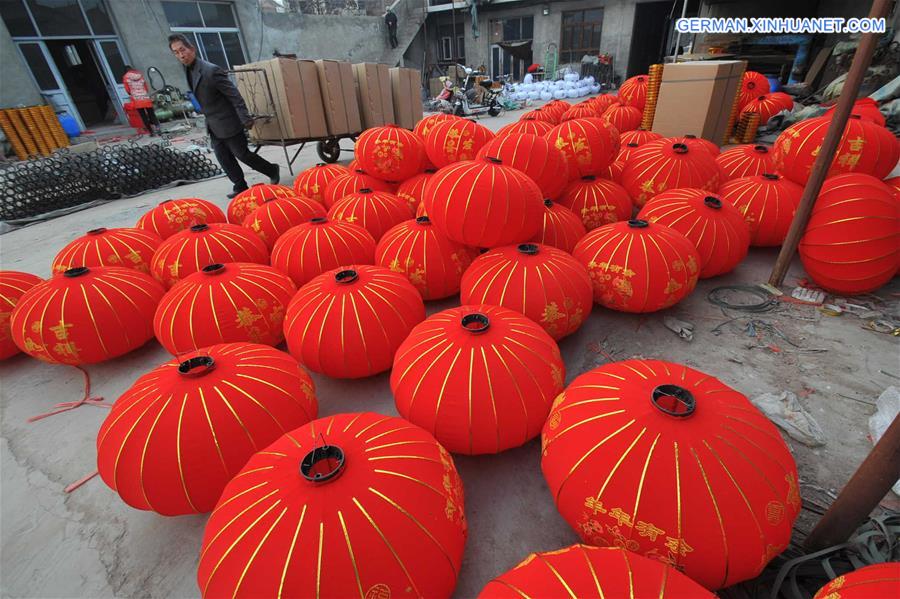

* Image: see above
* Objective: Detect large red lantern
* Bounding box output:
[618,75,649,111]
[97,343,317,515]
[51,227,162,275]
[323,169,393,208]
[227,183,295,223]
[496,118,554,138]
[799,173,899,295]
[11,267,164,365]
[886,175,900,199]
[543,100,572,121]
[823,97,886,127]
[716,144,777,180]
[241,195,326,250]
[292,163,349,206]
[461,243,592,340]
[376,216,478,300]
[476,134,570,200]
[422,157,544,248]
[198,411,467,598]
[544,117,620,180]
[573,220,700,312]
[589,94,620,115]
[619,128,663,147]
[355,124,427,181]
[738,71,771,109]
[638,189,750,278]
[719,173,803,246]
[479,545,714,598]
[542,360,800,590]
[560,104,598,122]
[530,199,587,254]
[0,271,43,360]
[602,104,642,133]
[151,223,269,288]
[396,169,436,213]
[677,134,720,156]
[413,112,461,139]
[327,188,412,241]
[559,175,632,230]
[391,304,564,455]
[521,107,558,124]
[270,218,376,287]
[284,265,425,378]
[741,92,794,125]
[813,563,900,599]
[621,139,722,207]
[136,198,226,240]
[154,263,295,355]
[425,118,496,167]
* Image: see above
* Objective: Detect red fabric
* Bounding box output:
[715,144,776,180]
[813,563,900,598]
[618,75,648,111]
[741,92,793,125]
[619,128,662,147]
[51,227,162,275]
[638,188,750,278]
[122,69,152,106]
[396,170,435,213]
[97,343,317,516]
[599,160,625,184]
[799,173,899,295]
[621,139,721,207]
[391,304,564,454]
[615,142,641,164]
[270,218,375,287]
[0,271,43,360]
[424,119,496,168]
[461,244,593,340]
[560,105,599,122]
[719,173,802,247]
[284,265,425,378]
[588,94,620,115]
[227,183,296,223]
[521,108,559,124]
[738,71,771,109]
[356,124,427,182]
[559,176,631,231]
[573,220,700,312]
[135,198,226,240]
[153,263,295,355]
[668,134,720,156]
[323,169,393,208]
[885,175,900,200]
[197,412,466,598]
[823,97,886,127]
[542,99,572,122]
[327,189,412,242]
[544,117,620,181]
[241,195,326,250]
[413,112,461,139]
[422,157,543,248]
[541,359,800,590]
[531,200,587,254]
[292,163,349,206]
[496,119,554,138]
[479,545,715,598]
[476,134,570,200]
[151,223,269,288]
[11,267,164,364]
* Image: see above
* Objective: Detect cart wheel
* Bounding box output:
[317,139,340,163]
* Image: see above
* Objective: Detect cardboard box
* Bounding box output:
[389,67,423,130]
[234,57,327,141]
[353,63,395,129]
[315,60,363,136]
[651,60,746,144]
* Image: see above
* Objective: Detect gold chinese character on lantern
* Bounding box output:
[49,319,73,341]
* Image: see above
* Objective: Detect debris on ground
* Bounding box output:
[663,316,694,341]
[869,386,900,496]
[752,390,827,447]
[791,286,826,305]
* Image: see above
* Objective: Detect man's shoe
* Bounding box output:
[269,166,280,185]
[227,188,248,199]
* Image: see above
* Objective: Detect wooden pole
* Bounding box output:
[767,0,891,287]
[803,414,900,551]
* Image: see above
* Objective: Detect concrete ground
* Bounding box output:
[1,103,898,598]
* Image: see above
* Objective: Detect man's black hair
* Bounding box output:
[168,33,194,49]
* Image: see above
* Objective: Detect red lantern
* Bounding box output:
[396,169,436,213]
[479,545,715,598]
[638,189,750,278]
[886,175,900,199]
[600,161,625,184]
[559,175,632,231]
[355,124,427,181]
[284,265,425,378]
[772,115,899,185]
[476,133,571,200]
[799,173,899,295]
[97,343,316,515]
[741,92,794,125]
[11,267,164,365]
[376,216,478,300]
[51,227,162,275]
[521,107,558,124]
[198,411,467,598]
[151,223,269,288]
[719,173,803,246]
[292,163,349,206]
[823,97,886,127]
[716,144,777,180]
[270,218,376,287]
[673,134,720,156]
[542,359,800,590]
[544,99,572,120]
[589,94,620,115]
[544,117,620,180]
[327,188,412,242]
[391,304,564,454]
[227,183,296,223]
[560,104,599,122]
[413,112,461,139]
[496,118,554,138]
[618,75,649,111]
[461,243,592,340]
[136,198,226,240]
[530,199,587,254]
[425,119,496,167]
[241,195,326,250]
[619,128,663,147]
[602,104,642,133]
[621,139,722,207]
[0,271,43,360]
[573,219,700,312]
[154,263,295,355]
[422,157,544,248]
[323,169,393,208]
[738,71,771,109]
[813,563,900,599]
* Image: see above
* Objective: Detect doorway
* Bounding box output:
[626,1,672,76]
[44,40,115,128]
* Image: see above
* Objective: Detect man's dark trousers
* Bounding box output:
[209,131,275,192]
[389,26,399,48]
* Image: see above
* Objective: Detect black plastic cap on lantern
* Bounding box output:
[582,175,597,181]
[517,243,540,255]
[543,199,553,207]
[425,168,438,174]
[486,156,503,165]
[754,145,769,154]
[703,196,723,210]
[190,224,209,232]
[87,228,107,235]
[359,188,373,194]
[335,269,359,284]
[300,444,345,483]
[416,216,431,225]
[627,219,649,229]
[627,142,639,148]
[310,217,328,224]
[178,355,216,377]
[672,143,689,154]
[63,266,90,278]
[651,384,696,418]
[201,263,226,275]
[762,173,780,180]
[461,312,490,333]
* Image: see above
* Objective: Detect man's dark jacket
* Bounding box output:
[185,58,251,139]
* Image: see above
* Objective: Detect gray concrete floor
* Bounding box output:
[1,103,899,598]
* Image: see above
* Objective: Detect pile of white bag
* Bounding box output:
[506,72,602,102]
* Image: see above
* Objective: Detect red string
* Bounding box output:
[64,470,99,493]
[27,366,110,423]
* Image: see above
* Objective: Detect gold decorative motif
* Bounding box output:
[664,278,682,294]
[608,507,633,528]
[830,575,846,590]
[685,255,698,275]
[53,341,80,359]
[765,500,785,525]
[847,136,865,152]
[372,138,405,173]
[635,520,665,541]
[548,411,562,430]
[664,536,693,557]
[550,363,563,388]
[49,319,73,341]
[584,497,607,515]
[785,472,800,509]
[836,153,860,169]
[606,523,640,551]
[364,583,391,599]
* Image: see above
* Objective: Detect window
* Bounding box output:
[199,1,235,27]
[457,35,464,58]
[162,1,203,27]
[441,36,452,61]
[82,0,114,35]
[1,0,117,37]
[164,1,247,69]
[98,39,126,80]
[17,41,57,89]
[25,0,89,36]
[560,8,603,63]
[499,16,533,42]
[0,0,36,36]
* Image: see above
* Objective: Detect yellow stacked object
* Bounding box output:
[724,86,745,144]
[640,63,663,130]
[732,111,761,144]
[0,105,69,160]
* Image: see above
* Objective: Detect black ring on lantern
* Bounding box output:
[517,243,540,255]
[190,224,209,232]
[416,216,431,225]
[178,355,216,377]
[87,228,107,235]
[335,269,359,284]
[627,219,649,229]
[754,145,769,153]
[704,196,723,209]
[672,143,689,154]
[202,263,226,274]
[63,266,90,278]
[762,173,780,180]
[461,313,490,333]
[300,445,345,483]
[651,385,696,418]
